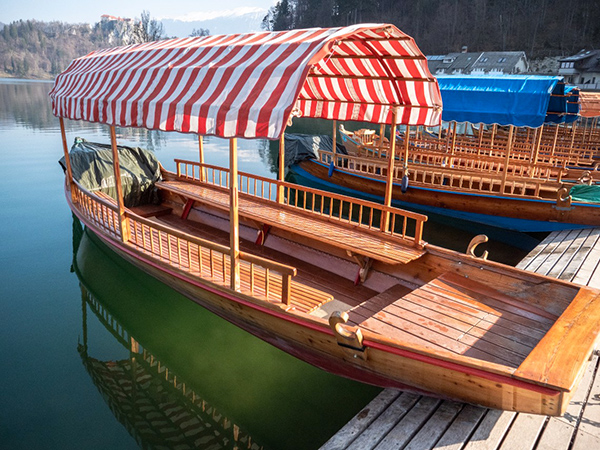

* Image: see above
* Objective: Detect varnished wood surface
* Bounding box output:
[347,273,554,369]
[156,179,426,265]
[157,214,377,309]
[127,213,333,314]
[321,228,600,450]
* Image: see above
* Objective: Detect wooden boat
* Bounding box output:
[51,25,600,416]
[302,76,600,232]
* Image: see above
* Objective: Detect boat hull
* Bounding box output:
[67,189,571,416]
[293,160,600,233]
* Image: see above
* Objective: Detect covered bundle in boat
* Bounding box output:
[59,137,162,207]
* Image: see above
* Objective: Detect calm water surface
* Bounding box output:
[0,79,537,449]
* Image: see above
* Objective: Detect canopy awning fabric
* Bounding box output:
[436,75,577,128]
[580,91,600,118]
[50,24,442,139]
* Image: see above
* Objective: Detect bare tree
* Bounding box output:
[190,28,210,37]
[132,10,165,43]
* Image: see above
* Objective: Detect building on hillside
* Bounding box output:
[559,50,600,91]
[428,51,529,76]
[100,15,133,24]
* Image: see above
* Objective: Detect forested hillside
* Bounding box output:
[0,20,125,79]
[0,12,165,79]
[263,0,600,57]
[2,1,598,79]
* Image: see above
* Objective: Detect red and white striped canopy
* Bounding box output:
[50,24,442,139]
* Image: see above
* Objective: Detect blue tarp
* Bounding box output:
[436,75,579,128]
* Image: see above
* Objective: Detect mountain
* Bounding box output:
[161,8,267,37]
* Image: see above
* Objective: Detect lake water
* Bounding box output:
[0,79,538,449]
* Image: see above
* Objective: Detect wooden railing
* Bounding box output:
[175,159,427,246]
[72,181,121,238]
[71,180,296,305]
[317,150,558,199]
[126,213,296,304]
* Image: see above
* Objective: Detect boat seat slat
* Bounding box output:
[156,180,424,265]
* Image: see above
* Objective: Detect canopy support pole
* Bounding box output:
[382,111,398,231]
[277,133,285,204]
[109,126,129,243]
[582,118,589,144]
[477,123,484,156]
[403,125,411,170]
[379,123,385,152]
[198,135,205,182]
[229,137,240,291]
[59,117,75,202]
[451,121,458,152]
[551,124,560,157]
[500,125,515,194]
[449,122,457,166]
[531,125,544,175]
[332,120,337,158]
[568,122,577,165]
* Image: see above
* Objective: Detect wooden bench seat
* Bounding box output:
[156,179,425,265]
[127,212,333,314]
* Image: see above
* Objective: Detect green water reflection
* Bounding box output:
[74,222,381,449]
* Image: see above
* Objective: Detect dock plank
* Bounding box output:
[462,410,516,450]
[571,355,600,450]
[559,229,600,283]
[498,413,546,450]
[515,234,552,270]
[517,229,573,273]
[534,229,586,278]
[535,354,598,450]
[346,393,421,450]
[374,396,442,450]
[433,405,487,450]
[404,401,463,450]
[319,389,401,450]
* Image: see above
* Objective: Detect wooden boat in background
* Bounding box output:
[51,25,600,416]
[303,76,600,232]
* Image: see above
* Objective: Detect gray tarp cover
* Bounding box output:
[283,134,347,167]
[59,137,161,207]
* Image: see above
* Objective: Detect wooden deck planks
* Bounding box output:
[535,354,598,450]
[322,228,600,450]
[348,271,555,369]
[432,405,487,450]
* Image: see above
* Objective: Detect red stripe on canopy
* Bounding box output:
[50,24,442,139]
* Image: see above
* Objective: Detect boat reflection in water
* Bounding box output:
[72,218,380,450]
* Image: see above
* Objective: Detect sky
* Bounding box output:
[1,0,276,25]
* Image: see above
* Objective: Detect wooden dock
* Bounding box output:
[321,228,600,450]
